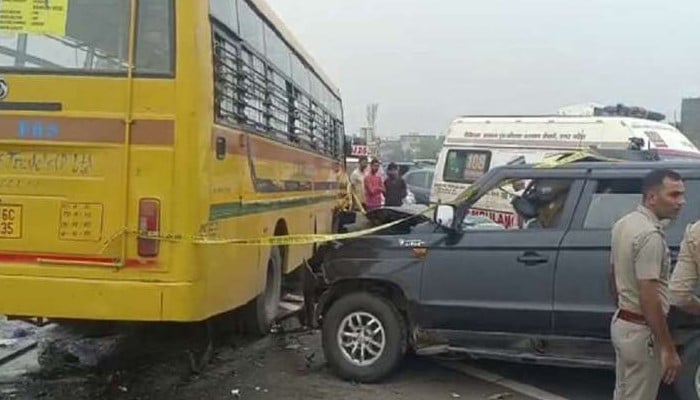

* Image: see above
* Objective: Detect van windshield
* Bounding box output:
[0,0,174,75]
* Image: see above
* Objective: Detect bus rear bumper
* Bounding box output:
[0,274,205,322]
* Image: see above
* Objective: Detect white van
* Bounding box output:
[430,115,700,228]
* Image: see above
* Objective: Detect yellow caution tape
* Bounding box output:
[450,149,617,204]
[192,212,425,246]
[101,149,619,249]
[535,149,619,168]
[103,207,432,249]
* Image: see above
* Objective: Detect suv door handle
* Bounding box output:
[517,252,549,266]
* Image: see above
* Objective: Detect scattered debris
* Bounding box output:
[38,331,124,370]
[0,320,38,340]
[304,352,316,368]
[3,315,533,400]
[487,392,514,400]
[0,338,19,347]
[1,387,19,395]
[11,327,32,339]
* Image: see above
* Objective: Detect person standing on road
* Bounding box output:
[670,218,700,314]
[610,169,686,400]
[364,159,385,210]
[333,161,352,211]
[350,156,368,210]
[383,162,407,207]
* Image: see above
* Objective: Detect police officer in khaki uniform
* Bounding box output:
[610,169,685,400]
[670,220,700,314]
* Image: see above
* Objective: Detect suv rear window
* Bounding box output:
[583,179,642,229]
[443,150,491,184]
[584,193,641,229]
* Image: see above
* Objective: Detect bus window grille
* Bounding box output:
[212,22,344,158]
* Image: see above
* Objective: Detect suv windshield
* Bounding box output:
[0,0,174,75]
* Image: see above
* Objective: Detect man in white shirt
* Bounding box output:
[350,156,368,210]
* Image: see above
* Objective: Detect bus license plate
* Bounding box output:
[0,205,21,238]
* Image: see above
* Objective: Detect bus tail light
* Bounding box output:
[138,198,160,258]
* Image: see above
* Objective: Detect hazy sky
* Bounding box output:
[266,0,700,137]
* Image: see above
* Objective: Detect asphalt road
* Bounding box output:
[0,319,684,400]
[2,326,542,400]
[470,359,679,400]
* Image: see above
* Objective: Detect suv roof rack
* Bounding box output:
[593,103,666,122]
[553,138,660,163]
[581,148,660,162]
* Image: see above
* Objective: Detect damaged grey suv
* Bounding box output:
[313,154,700,400]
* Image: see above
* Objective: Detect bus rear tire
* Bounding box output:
[242,246,282,336]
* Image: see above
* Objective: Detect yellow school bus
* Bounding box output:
[0,0,345,333]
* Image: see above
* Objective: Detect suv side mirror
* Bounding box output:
[434,204,455,229]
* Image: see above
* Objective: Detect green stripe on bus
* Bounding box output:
[209,195,337,221]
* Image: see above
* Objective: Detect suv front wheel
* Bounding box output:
[322,292,407,383]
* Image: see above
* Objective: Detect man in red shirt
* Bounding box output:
[364,159,385,210]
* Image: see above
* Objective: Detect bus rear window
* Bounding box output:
[0,0,174,76]
[443,150,491,183]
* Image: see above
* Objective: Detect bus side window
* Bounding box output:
[135,0,174,75]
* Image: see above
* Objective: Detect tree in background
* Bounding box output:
[413,136,445,160]
[380,135,445,162]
